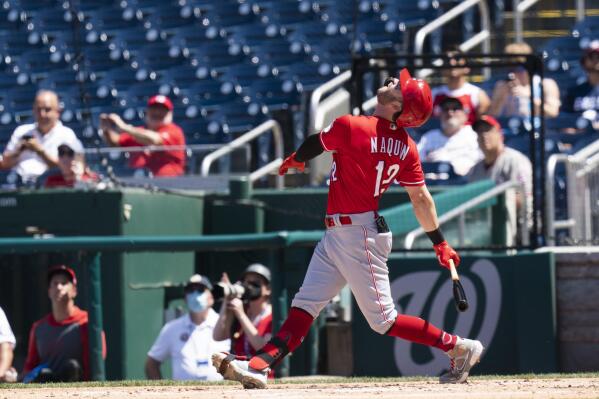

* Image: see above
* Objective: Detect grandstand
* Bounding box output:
[0,0,597,383]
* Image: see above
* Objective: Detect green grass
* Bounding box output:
[2,372,598,389]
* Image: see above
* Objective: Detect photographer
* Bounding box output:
[1,90,80,185]
[213,264,272,358]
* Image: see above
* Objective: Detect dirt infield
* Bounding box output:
[2,377,599,399]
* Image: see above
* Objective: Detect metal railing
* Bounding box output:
[200,119,284,189]
[404,181,526,249]
[513,0,540,44]
[414,0,491,59]
[309,70,352,133]
[546,138,599,245]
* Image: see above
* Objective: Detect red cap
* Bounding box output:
[147,95,173,111]
[473,115,502,132]
[396,68,433,128]
[48,265,77,286]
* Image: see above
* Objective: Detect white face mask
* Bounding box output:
[186,291,209,313]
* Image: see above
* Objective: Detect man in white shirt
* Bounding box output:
[0,306,17,383]
[145,275,230,381]
[1,90,82,184]
[417,97,482,176]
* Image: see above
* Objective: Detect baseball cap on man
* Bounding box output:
[472,115,502,134]
[147,95,173,111]
[241,263,271,284]
[184,274,212,292]
[439,96,464,111]
[47,265,77,286]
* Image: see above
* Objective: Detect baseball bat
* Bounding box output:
[449,259,468,312]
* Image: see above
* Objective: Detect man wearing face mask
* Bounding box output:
[417,97,482,176]
[100,95,186,177]
[213,264,273,361]
[145,274,230,381]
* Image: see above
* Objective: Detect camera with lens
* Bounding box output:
[212,281,262,302]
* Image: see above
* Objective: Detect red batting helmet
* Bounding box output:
[396,68,432,128]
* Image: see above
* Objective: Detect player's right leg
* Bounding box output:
[213,237,346,388]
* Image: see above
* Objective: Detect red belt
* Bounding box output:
[324,215,352,228]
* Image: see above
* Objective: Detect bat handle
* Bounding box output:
[449,259,459,281]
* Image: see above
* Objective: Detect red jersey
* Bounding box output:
[119,123,186,176]
[23,307,106,381]
[44,171,99,188]
[432,83,483,125]
[232,311,272,358]
[319,115,425,215]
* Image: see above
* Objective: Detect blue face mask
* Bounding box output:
[186,291,209,313]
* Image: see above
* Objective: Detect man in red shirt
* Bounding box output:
[22,266,106,383]
[44,143,99,188]
[213,69,484,388]
[100,95,186,177]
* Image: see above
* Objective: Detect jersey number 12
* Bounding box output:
[374,161,399,197]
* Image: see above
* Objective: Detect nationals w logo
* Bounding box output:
[390,259,502,376]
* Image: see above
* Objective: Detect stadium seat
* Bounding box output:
[421,161,467,186]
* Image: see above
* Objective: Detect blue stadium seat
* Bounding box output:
[421,161,467,186]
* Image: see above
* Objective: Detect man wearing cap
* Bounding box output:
[100,95,186,177]
[0,90,81,185]
[213,264,273,359]
[22,265,107,382]
[417,96,481,176]
[44,141,99,188]
[469,116,532,243]
[563,40,599,128]
[145,274,230,381]
[432,49,491,125]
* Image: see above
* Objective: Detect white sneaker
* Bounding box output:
[439,338,484,384]
[212,352,269,389]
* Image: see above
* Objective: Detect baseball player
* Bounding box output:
[213,69,484,388]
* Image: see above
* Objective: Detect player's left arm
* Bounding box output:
[405,184,461,269]
[278,134,324,175]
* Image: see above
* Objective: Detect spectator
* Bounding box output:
[0,306,17,383]
[563,39,599,128]
[468,116,532,244]
[417,97,482,176]
[44,142,99,188]
[432,50,491,124]
[22,265,106,383]
[489,42,561,118]
[0,90,81,185]
[145,274,230,381]
[213,264,272,359]
[100,95,186,177]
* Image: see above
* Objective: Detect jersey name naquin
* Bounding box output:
[319,115,425,215]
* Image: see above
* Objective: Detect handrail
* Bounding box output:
[414,0,490,58]
[250,158,283,184]
[404,181,522,249]
[513,0,540,43]
[577,0,585,21]
[200,119,284,189]
[546,136,599,245]
[309,70,352,133]
[545,153,569,246]
[84,143,222,155]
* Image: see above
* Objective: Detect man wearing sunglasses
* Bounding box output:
[44,142,98,188]
[417,96,481,176]
[0,90,81,185]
